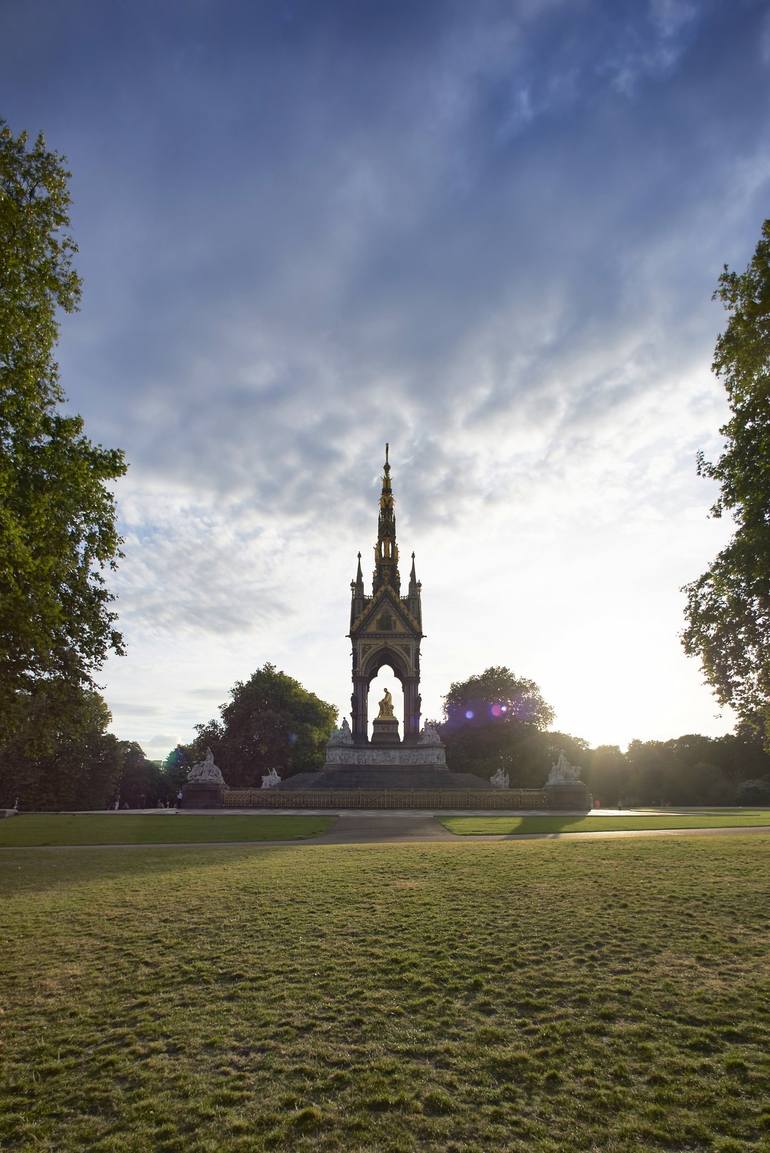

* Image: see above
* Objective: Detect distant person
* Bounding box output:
[176,790,183,808]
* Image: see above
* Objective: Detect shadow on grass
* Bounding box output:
[0,841,327,897]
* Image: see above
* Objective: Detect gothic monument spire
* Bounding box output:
[373,442,400,594]
[347,444,424,744]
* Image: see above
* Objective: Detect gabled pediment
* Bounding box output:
[350,584,422,639]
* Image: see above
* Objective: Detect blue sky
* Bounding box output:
[3,0,769,755]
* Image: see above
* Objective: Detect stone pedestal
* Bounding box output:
[371,716,400,744]
[182,782,225,809]
[544,782,593,812]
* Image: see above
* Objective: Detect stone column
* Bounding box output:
[402,678,421,743]
[351,678,369,744]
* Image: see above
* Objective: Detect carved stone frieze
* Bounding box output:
[325,747,447,766]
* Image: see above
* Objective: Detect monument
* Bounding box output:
[281,446,492,791]
[543,750,592,810]
[182,747,227,808]
[222,446,591,810]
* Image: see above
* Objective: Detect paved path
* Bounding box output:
[315,812,456,843]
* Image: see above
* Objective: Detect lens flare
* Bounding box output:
[465,709,474,720]
[490,703,502,717]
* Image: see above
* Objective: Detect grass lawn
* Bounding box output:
[0,813,335,846]
[2,837,770,1151]
[440,809,770,837]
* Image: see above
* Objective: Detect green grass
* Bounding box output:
[0,812,335,846]
[2,836,770,1151]
[440,809,770,836]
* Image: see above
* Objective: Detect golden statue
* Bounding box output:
[377,688,395,719]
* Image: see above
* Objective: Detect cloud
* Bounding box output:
[141,735,181,752]
[112,479,288,636]
[107,702,162,718]
[1,0,765,752]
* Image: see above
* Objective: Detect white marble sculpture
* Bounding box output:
[418,724,443,746]
[490,767,510,789]
[261,768,282,789]
[328,718,354,746]
[545,751,582,786]
[187,747,226,786]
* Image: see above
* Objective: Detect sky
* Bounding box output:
[2,0,769,758]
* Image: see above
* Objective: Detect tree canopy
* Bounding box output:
[442,666,555,730]
[0,121,126,741]
[682,220,770,742]
[434,668,770,801]
[115,743,170,808]
[0,681,124,810]
[437,666,556,784]
[181,663,337,787]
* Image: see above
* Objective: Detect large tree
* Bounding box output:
[438,666,555,785]
[0,681,123,810]
[116,742,170,808]
[682,220,770,742]
[0,121,126,742]
[181,663,337,787]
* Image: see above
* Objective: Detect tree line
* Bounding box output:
[5,662,768,810]
[432,666,770,807]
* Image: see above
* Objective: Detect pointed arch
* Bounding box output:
[361,644,411,687]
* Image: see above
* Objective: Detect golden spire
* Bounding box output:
[373,443,399,593]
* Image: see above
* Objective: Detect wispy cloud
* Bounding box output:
[2,0,766,751]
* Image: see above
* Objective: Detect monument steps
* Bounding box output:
[279,764,494,791]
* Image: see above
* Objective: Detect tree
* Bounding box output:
[438,666,555,785]
[735,777,770,804]
[181,664,337,787]
[586,745,626,806]
[162,744,194,796]
[682,220,770,742]
[442,666,555,729]
[0,681,123,809]
[625,740,669,805]
[712,728,770,785]
[0,121,126,742]
[116,742,170,808]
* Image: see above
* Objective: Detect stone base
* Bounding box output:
[280,764,491,791]
[544,782,593,812]
[371,717,400,744]
[182,782,225,809]
[326,742,447,767]
[224,787,550,810]
[309,739,462,789]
